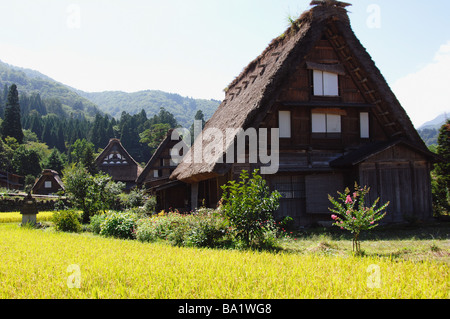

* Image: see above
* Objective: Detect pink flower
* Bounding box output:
[331,214,338,220]
[345,195,353,204]
[353,192,358,199]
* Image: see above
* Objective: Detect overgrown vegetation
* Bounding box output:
[220,169,282,248]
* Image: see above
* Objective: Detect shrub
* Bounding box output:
[135,212,190,245]
[328,183,389,253]
[135,209,233,248]
[52,210,82,233]
[184,209,232,248]
[220,169,281,247]
[99,211,138,240]
[90,214,107,234]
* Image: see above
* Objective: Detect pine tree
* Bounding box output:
[45,149,65,174]
[1,84,24,144]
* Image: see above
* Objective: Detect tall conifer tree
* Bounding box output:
[1,84,24,144]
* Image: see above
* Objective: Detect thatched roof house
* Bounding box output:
[171,0,437,226]
[31,169,65,196]
[95,138,143,190]
[137,129,190,211]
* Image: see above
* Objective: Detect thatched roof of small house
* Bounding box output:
[31,169,65,192]
[171,0,427,183]
[95,138,143,182]
[136,129,188,185]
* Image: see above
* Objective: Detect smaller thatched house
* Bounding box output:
[136,129,190,211]
[31,169,65,196]
[95,138,144,190]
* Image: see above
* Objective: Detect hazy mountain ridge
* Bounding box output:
[0,60,221,128]
[417,112,449,146]
[0,60,101,119]
[78,90,220,128]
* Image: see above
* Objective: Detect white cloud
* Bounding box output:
[392,41,450,128]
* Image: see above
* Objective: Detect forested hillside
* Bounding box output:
[0,60,218,188]
[79,90,220,129]
[0,60,101,119]
[0,60,220,129]
[0,80,200,189]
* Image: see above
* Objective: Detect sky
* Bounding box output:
[0,0,449,128]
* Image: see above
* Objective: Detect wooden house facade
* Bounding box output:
[31,169,65,196]
[136,130,190,212]
[0,170,23,190]
[95,138,144,191]
[171,1,438,227]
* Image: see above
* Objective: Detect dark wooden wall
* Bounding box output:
[358,145,433,223]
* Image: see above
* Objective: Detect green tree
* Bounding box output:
[68,138,95,165]
[62,164,124,223]
[62,163,93,224]
[220,169,281,247]
[0,138,13,171]
[45,149,65,174]
[189,110,206,144]
[432,120,450,215]
[88,172,124,214]
[139,123,171,150]
[1,84,24,144]
[11,145,42,177]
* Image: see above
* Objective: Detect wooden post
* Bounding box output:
[191,183,199,211]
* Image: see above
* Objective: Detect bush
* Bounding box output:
[184,209,232,248]
[90,214,107,234]
[99,211,138,240]
[220,169,281,247]
[135,209,233,248]
[135,212,190,245]
[52,210,82,233]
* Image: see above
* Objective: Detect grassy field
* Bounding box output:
[0,212,55,224]
[0,222,448,299]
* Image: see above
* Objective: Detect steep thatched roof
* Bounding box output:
[31,169,65,192]
[136,129,188,184]
[171,1,427,183]
[95,138,143,182]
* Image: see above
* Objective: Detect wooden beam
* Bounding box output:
[191,183,199,211]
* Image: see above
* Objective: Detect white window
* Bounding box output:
[153,170,159,178]
[313,70,339,96]
[312,113,326,133]
[312,113,342,134]
[279,111,291,138]
[360,112,370,138]
[44,181,52,189]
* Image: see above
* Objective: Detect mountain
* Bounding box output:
[0,60,221,128]
[78,90,221,128]
[418,112,449,130]
[417,112,449,147]
[0,60,101,119]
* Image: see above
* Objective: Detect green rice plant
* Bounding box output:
[0,212,55,223]
[0,224,448,299]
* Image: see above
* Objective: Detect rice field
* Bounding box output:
[0,212,55,223]
[0,223,448,299]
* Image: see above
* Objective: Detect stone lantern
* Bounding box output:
[20,193,39,226]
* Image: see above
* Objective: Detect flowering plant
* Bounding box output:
[328,183,389,253]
